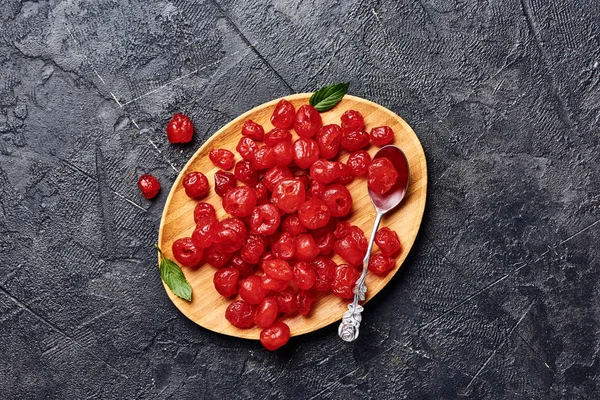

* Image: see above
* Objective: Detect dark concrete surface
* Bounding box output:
[0,0,598,398]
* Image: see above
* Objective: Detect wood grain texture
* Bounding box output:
[158,94,427,339]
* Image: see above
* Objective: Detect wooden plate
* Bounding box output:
[158,94,427,339]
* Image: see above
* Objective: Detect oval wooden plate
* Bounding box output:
[158,94,427,339]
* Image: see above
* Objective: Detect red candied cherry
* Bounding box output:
[272,179,306,214]
[226,300,254,328]
[213,225,244,253]
[214,170,236,197]
[239,275,269,305]
[234,160,258,186]
[293,262,316,290]
[194,201,216,223]
[227,255,256,278]
[309,159,342,184]
[260,321,291,351]
[316,124,343,159]
[295,233,319,262]
[296,289,317,316]
[334,226,368,266]
[236,137,257,161]
[276,288,298,314]
[240,234,266,264]
[340,109,364,133]
[307,179,326,199]
[209,148,235,170]
[294,105,322,138]
[253,182,269,205]
[263,165,293,192]
[166,113,194,143]
[138,174,160,199]
[293,138,320,169]
[321,184,353,217]
[271,99,295,129]
[242,120,264,141]
[346,151,371,177]
[314,230,335,256]
[298,198,331,230]
[334,220,351,239]
[221,217,248,243]
[171,237,203,268]
[341,130,370,152]
[368,253,395,275]
[375,227,402,257]
[272,232,296,260]
[254,297,278,328]
[261,275,289,292]
[311,256,337,291]
[370,126,394,147]
[192,216,221,248]
[332,264,360,299]
[272,140,294,166]
[183,172,209,199]
[368,157,398,195]
[262,259,293,281]
[204,245,232,268]
[281,213,307,235]
[264,128,292,146]
[249,204,281,236]
[223,186,257,217]
[253,145,276,170]
[213,267,239,297]
[335,163,354,185]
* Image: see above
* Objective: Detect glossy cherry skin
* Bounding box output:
[234,160,259,186]
[271,99,295,129]
[240,234,267,264]
[261,275,289,292]
[260,321,290,351]
[316,124,343,160]
[242,120,264,141]
[368,253,396,275]
[254,297,278,328]
[346,150,371,177]
[309,159,342,184]
[294,105,322,138]
[225,300,254,328]
[272,140,294,166]
[138,174,160,199]
[314,230,335,256]
[239,275,270,305]
[367,157,398,195]
[194,202,216,223]
[370,126,394,147]
[341,130,370,152]
[281,213,307,235]
[214,170,236,197]
[253,145,276,170]
[298,198,331,230]
[204,245,232,268]
[166,113,194,143]
[293,138,320,169]
[276,288,298,314]
[191,216,221,248]
[249,204,281,236]
[311,256,337,291]
[253,182,269,205]
[213,267,239,297]
[335,163,354,185]
[262,258,293,281]
[331,264,360,299]
[295,233,320,262]
[264,128,292,146]
[271,179,306,214]
[183,172,209,199]
[272,232,296,260]
[263,165,293,192]
[292,262,317,290]
[296,289,317,316]
[236,137,257,161]
[375,227,402,257]
[209,149,235,170]
[227,255,256,278]
[334,226,368,266]
[171,237,203,268]
[340,109,364,133]
[321,184,352,217]
[223,186,257,217]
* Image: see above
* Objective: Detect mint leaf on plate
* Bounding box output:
[156,245,192,302]
[309,82,350,112]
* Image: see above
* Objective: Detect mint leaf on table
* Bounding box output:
[309,82,350,112]
[156,245,192,302]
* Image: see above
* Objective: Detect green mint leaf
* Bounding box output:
[157,247,192,302]
[309,82,350,112]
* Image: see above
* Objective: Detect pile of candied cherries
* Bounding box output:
[161,100,403,351]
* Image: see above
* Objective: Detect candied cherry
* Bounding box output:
[334,226,368,266]
[316,124,343,159]
[311,256,337,291]
[271,99,295,129]
[237,137,257,161]
[223,186,257,217]
[172,237,203,268]
[375,227,402,257]
[332,264,360,299]
[213,268,239,297]
[293,138,320,169]
[370,126,394,147]
[310,159,342,184]
[260,321,290,351]
[293,262,316,290]
[321,184,352,217]
[239,275,269,305]
[213,224,245,253]
[240,234,267,264]
[334,220,351,239]
[314,230,335,256]
[226,300,254,328]
[183,172,209,199]
[262,259,293,281]
[272,179,306,214]
[166,113,193,143]
[298,198,331,230]
[194,201,216,223]
[340,109,364,133]
[368,253,395,275]
[296,289,317,316]
[346,151,371,177]
[249,204,281,236]
[204,245,232,268]
[221,217,248,242]
[276,288,298,314]
[264,128,292,146]
[234,160,258,186]
[214,170,236,197]
[138,174,160,199]
[209,149,235,170]
[281,213,307,235]
[368,157,398,195]
[272,140,294,166]
[253,182,269,205]
[307,179,326,199]
[254,297,278,328]
[295,233,320,262]
[341,130,370,152]
[242,120,264,141]
[335,163,354,185]
[227,255,256,278]
[261,275,289,292]
[272,232,296,260]
[294,105,322,138]
[263,165,293,192]
[253,145,276,170]
[192,216,221,248]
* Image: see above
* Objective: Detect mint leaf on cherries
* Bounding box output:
[156,245,192,302]
[309,82,350,112]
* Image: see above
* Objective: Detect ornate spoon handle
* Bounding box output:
[338,212,383,342]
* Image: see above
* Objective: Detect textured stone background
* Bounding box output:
[0,0,599,398]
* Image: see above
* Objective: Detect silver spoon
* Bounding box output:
[338,145,410,342]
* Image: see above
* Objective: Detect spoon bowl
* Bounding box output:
[369,145,411,212]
